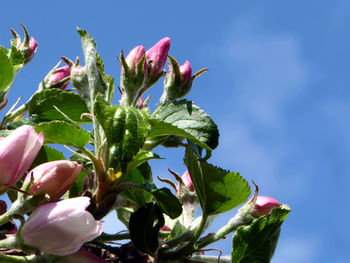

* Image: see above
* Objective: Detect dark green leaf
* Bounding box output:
[231,206,291,263]
[149,187,183,219]
[28,89,90,123]
[185,146,250,215]
[35,121,90,148]
[129,203,165,254]
[152,100,219,150]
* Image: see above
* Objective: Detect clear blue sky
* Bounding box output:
[1,1,349,262]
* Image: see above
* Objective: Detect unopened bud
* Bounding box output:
[11,24,38,65]
[251,196,281,218]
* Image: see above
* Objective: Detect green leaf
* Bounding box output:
[149,119,211,151]
[149,187,183,219]
[28,89,90,123]
[0,48,15,103]
[129,202,165,254]
[167,220,187,240]
[231,206,291,263]
[151,100,219,150]
[126,150,161,176]
[122,168,153,206]
[184,145,250,215]
[35,121,90,148]
[77,28,109,105]
[94,96,151,170]
[8,43,25,71]
[30,145,66,170]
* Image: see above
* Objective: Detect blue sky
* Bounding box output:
[1,1,349,262]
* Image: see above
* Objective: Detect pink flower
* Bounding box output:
[146,37,171,77]
[251,196,281,217]
[160,225,172,232]
[0,125,43,192]
[57,248,107,263]
[23,160,82,200]
[21,197,103,256]
[179,61,192,85]
[123,45,148,77]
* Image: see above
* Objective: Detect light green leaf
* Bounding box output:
[0,48,15,103]
[152,100,219,150]
[29,89,91,123]
[231,206,291,263]
[184,145,250,215]
[35,121,90,148]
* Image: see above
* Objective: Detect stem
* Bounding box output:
[189,255,231,263]
[1,103,28,128]
[196,213,247,249]
[95,232,130,242]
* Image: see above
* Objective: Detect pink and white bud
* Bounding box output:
[179,61,192,85]
[23,160,82,200]
[146,37,171,77]
[45,65,71,90]
[21,197,103,256]
[123,45,148,76]
[0,125,43,192]
[180,170,194,192]
[17,37,37,62]
[251,196,281,217]
[57,248,107,263]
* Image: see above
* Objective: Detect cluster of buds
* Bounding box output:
[11,24,37,65]
[119,37,170,106]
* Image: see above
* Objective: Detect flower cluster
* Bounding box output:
[0,24,289,263]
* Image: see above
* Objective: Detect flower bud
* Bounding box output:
[57,248,107,263]
[122,45,148,77]
[251,196,281,218]
[11,24,38,65]
[146,37,171,77]
[0,125,43,193]
[160,225,172,232]
[119,46,148,106]
[178,170,194,192]
[21,197,103,256]
[23,160,82,200]
[41,64,71,90]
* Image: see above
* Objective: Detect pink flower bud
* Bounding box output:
[0,125,43,192]
[181,170,194,192]
[251,196,281,217]
[21,197,103,256]
[179,61,192,85]
[160,225,172,232]
[123,45,148,76]
[18,37,37,61]
[146,37,171,77]
[57,248,107,263]
[46,65,71,90]
[23,160,82,200]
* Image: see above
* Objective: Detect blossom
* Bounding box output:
[146,37,171,77]
[0,125,43,192]
[251,196,281,217]
[21,197,103,256]
[23,160,82,200]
